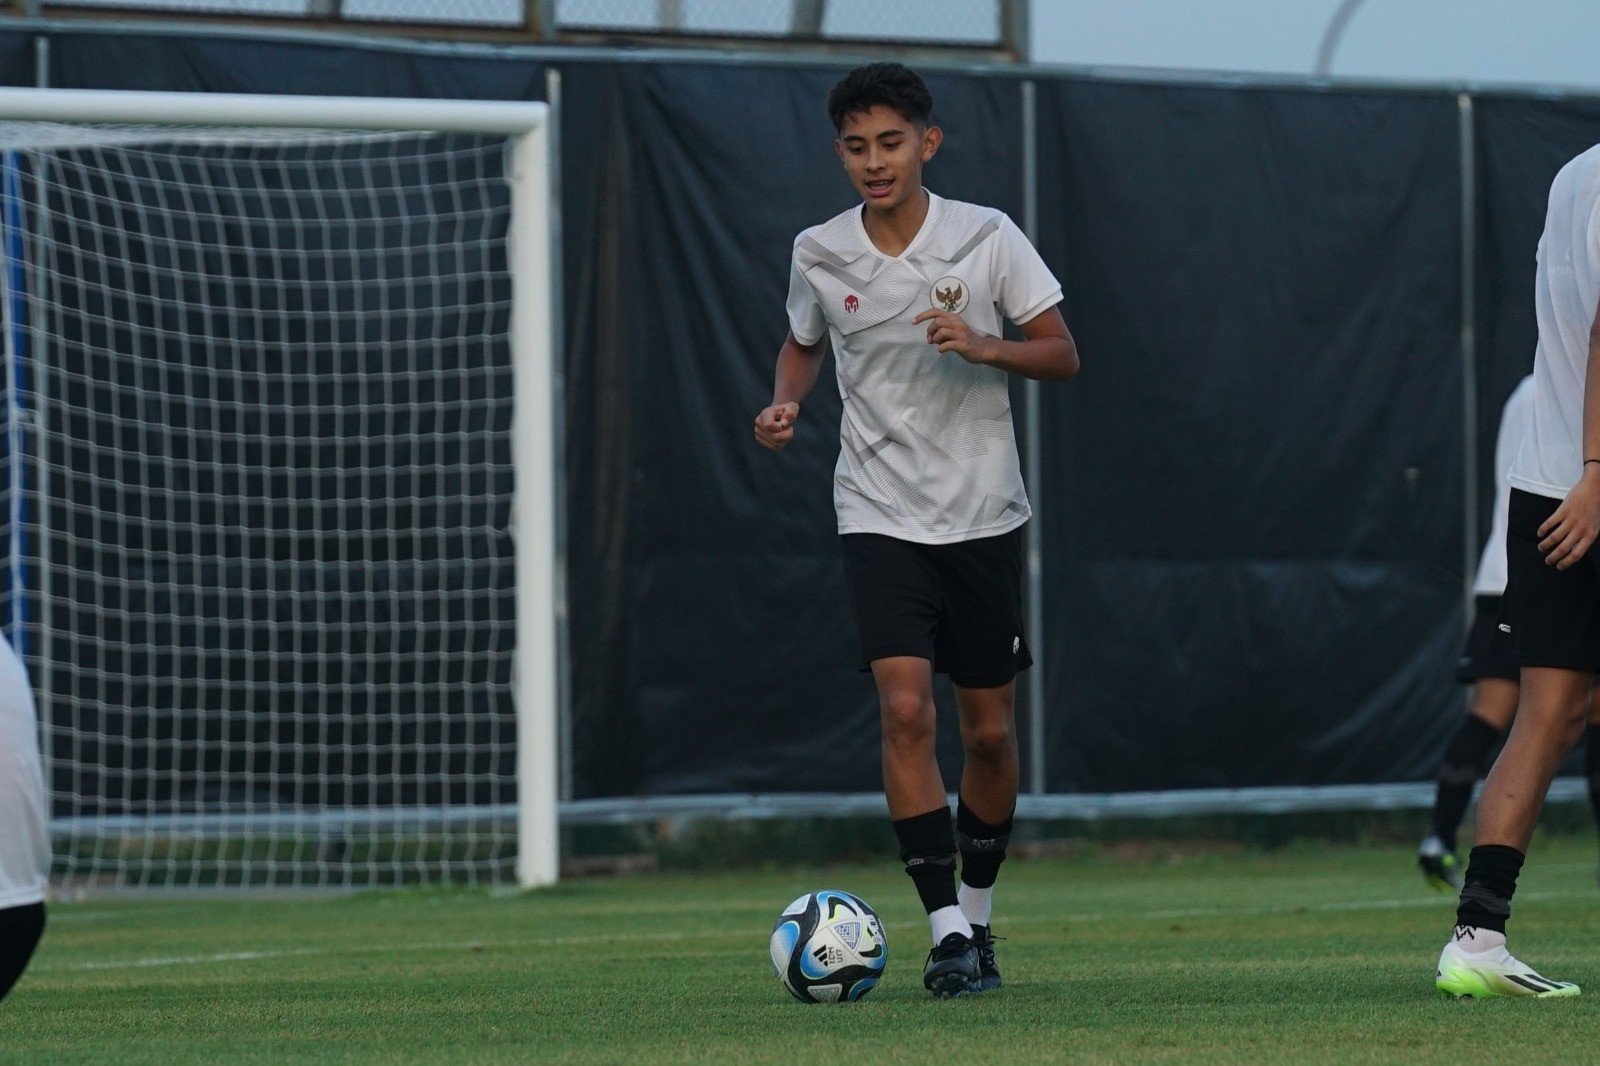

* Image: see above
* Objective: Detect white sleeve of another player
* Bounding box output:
[0,635,48,908]
[785,255,827,348]
[992,215,1063,326]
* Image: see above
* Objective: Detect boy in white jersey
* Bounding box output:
[753,63,1078,997]
[0,631,48,1003]
[1435,145,1600,999]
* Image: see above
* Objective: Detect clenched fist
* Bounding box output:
[754,401,800,451]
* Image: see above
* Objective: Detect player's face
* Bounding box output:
[834,105,941,214]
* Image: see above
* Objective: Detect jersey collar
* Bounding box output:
[851,189,943,265]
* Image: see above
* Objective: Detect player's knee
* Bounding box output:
[1519,692,1591,745]
[880,690,935,748]
[961,719,1015,765]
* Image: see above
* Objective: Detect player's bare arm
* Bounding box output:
[911,306,1078,382]
[1537,291,1600,569]
[754,331,826,451]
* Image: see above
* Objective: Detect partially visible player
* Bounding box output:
[754,63,1077,997]
[1418,374,1600,891]
[0,630,48,1004]
[1434,145,1600,999]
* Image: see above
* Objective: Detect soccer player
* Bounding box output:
[0,631,48,1004]
[1418,374,1600,891]
[753,62,1078,997]
[1434,145,1600,999]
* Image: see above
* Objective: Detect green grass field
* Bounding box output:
[6,836,1600,1063]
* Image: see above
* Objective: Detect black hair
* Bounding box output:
[826,63,933,132]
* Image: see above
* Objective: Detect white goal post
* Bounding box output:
[0,88,558,889]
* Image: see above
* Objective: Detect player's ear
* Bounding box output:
[834,138,846,165]
[920,125,942,163]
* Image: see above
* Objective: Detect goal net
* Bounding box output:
[0,90,557,890]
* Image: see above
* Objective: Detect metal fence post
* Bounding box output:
[1000,0,1030,62]
[1021,77,1046,796]
[1458,92,1478,632]
[792,0,826,36]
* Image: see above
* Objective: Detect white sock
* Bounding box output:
[1452,925,1507,954]
[929,905,972,945]
[957,883,993,928]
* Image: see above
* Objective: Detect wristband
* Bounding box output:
[1588,459,1600,467]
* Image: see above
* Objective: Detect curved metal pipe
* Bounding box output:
[1314,0,1370,77]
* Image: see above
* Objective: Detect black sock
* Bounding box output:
[1431,715,1504,851]
[1455,844,1524,934]
[892,807,958,916]
[1585,725,1600,839]
[956,797,1013,894]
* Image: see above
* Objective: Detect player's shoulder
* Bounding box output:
[1560,143,1600,180]
[1550,143,1600,205]
[922,194,1015,262]
[792,205,869,267]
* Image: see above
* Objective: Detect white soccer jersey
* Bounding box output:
[1507,144,1600,500]
[1474,375,1535,596]
[786,192,1063,543]
[0,634,48,909]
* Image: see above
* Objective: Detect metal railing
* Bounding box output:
[2,0,1029,57]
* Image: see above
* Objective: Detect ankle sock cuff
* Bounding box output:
[1455,844,1525,934]
[955,799,1013,854]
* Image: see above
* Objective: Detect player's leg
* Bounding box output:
[871,655,980,996]
[0,901,45,1003]
[935,526,1030,993]
[1420,666,1517,891]
[876,655,948,820]
[1437,666,1587,998]
[953,679,1017,991]
[839,533,978,995]
[1436,489,1590,998]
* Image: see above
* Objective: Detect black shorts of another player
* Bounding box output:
[1504,488,1600,673]
[1456,594,1518,683]
[0,901,45,1002]
[840,527,1032,689]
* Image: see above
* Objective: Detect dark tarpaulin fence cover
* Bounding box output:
[2,24,1597,804]
[1034,80,1464,792]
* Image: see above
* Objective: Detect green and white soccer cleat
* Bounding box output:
[1435,936,1580,999]
[1417,835,1460,893]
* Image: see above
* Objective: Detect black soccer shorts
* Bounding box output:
[0,901,45,1003]
[840,526,1032,689]
[1457,594,1518,683]
[1503,488,1600,673]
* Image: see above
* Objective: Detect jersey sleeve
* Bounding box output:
[992,215,1063,325]
[1588,184,1600,276]
[785,254,827,347]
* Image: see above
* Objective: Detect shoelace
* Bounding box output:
[976,931,1005,967]
[927,938,973,965]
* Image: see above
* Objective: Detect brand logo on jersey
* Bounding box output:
[1012,636,1020,654]
[844,293,860,314]
[931,276,968,314]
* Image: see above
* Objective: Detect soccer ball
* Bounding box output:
[768,889,888,1003]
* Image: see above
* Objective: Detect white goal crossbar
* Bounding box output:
[0,89,558,889]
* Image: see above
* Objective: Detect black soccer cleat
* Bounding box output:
[922,932,981,997]
[970,924,1003,992]
[1417,835,1460,893]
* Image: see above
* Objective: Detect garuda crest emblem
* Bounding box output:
[931,276,969,314]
